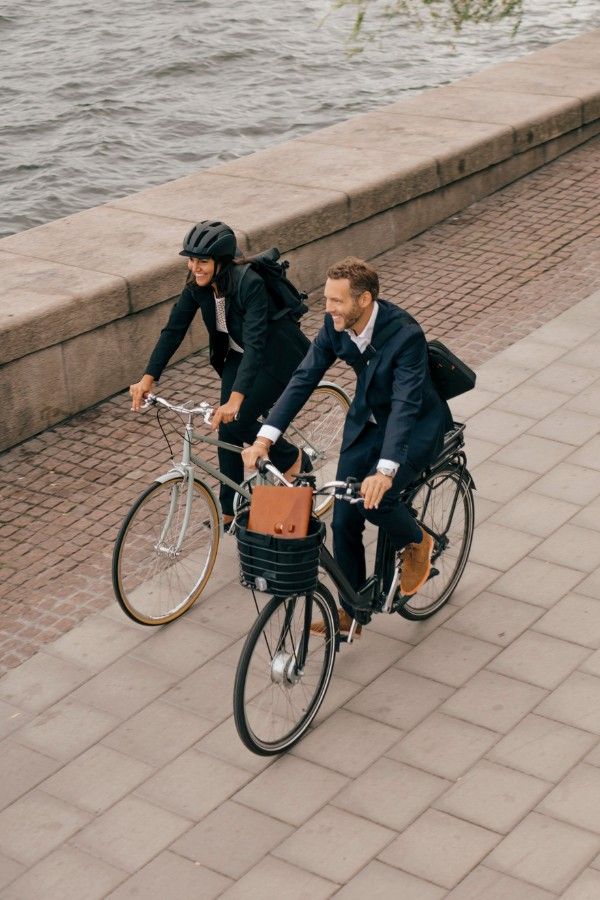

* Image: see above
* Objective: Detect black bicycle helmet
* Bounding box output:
[179,220,237,260]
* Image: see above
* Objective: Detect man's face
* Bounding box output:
[324,277,370,332]
[187,256,216,287]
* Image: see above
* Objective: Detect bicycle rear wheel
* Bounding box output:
[399,465,474,620]
[233,582,338,755]
[112,476,220,625]
[284,383,350,517]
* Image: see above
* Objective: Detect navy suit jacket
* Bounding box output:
[266,299,453,470]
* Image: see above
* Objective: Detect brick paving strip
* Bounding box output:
[0,138,600,896]
[1,136,600,671]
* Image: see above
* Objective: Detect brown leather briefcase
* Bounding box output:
[247,485,313,539]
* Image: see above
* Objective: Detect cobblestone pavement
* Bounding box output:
[1,136,600,672]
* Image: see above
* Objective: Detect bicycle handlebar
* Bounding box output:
[256,458,363,503]
[142,393,214,425]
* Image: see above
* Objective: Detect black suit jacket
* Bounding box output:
[266,299,453,469]
[146,266,309,396]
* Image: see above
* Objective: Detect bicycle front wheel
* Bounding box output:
[112,476,220,625]
[233,583,338,755]
[399,465,475,620]
[284,383,350,517]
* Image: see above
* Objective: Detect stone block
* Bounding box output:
[172,800,291,879]
[0,847,125,900]
[219,136,439,223]
[333,629,410,685]
[0,345,71,452]
[0,701,30,742]
[450,561,502,608]
[107,851,230,900]
[440,669,546,733]
[397,627,499,687]
[434,760,551,833]
[0,205,190,313]
[446,866,555,899]
[194,716,276,776]
[536,671,600,734]
[471,461,538,504]
[532,525,600,573]
[380,808,500,889]
[487,630,589,689]
[336,860,445,900]
[490,434,573,474]
[466,407,535,445]
[538,763,600,834]
[0,650,91,714]
[0,250,128,366]
[71,655,178,719]
[488,714,597,782]
[0,790,91,866]
[486,811,600,894]
[445,592,542,646]
[0,854,25,893]
[492,383,570,419]
[0,740,60,811]
[571,436,600,473]
[130,619,232,676]
[219,855,337,899]
[491,557,585,608]
[12,698,119,763]
[534,593,600,648]
[43,613,150,672]
[345,667,453,731]
[531,408,600,446]
[561,869,600,900]
[490,490,579,538]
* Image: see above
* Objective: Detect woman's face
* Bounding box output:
[187,256,216,287]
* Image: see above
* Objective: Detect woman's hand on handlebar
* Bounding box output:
[211,392,244,430]
[242,439,272,470]
[130,375,155,412]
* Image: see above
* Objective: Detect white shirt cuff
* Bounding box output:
[377,459,399,474]
[257,425,282,444]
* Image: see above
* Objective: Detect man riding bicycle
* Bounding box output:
[242,257,452,637]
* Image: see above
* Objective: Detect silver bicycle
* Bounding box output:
[112,381,350,625]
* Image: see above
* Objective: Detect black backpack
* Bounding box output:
[349,319,476,400]
[240,248,309,322]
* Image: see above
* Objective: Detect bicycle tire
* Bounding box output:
[399,465,474,620]
[233,582,338,755]
[112,476,220,625]
[284,383,350,517]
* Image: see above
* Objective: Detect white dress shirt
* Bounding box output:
[214,291,244,354]
[258,301,399,475]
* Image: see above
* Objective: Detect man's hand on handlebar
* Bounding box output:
[361,471,393,510]
[211,392,244,430]
[242,438,273,470]
[130,375,155,412]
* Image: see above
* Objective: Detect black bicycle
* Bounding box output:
[232,422,475,755]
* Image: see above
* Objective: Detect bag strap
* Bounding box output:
[348,318,403,376]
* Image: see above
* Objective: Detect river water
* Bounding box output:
[1,0,599,238]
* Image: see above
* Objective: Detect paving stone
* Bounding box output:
[486,811,600,893]
[475,361,537,392]
[273,805,394,884]
[445,865,560,899]
[71,794,191,873]
[469,461,538,503]
[486,630,590,688]
[434,760,551,833]
[486,339,566,371]
[194,715,276,775]
[0,739,60,810]
[0,700,30,741]
[163,659,247,722]
[366,600,456,644]
[458,436,501,467]
[333,757,449,832]
[42,745,153,814]
[218,855,337,899]
[561,868,600,899]
[313,672,364,725]
[11,698,120,762]
[387,711,498,780]
[533,593,600,648]
[568,382,600,417]
[490,432,573,475]
[536,671,600,734]
[570,435,600,472]
[291,709,403,778]
[468,523,540,570]
[492,383,570,419]
[0,853,25,892]
[333,630,410,685]
[464,408,535,446]
[488,714,598,782]
[130,619,233,676]
[562,340,600,370]
[448,389,500,420]
[530,408,600,446]
[444,592,543,646]
[0,847,126,900]
[531,463,600,508]
[345,668,453,731]
[0,651,92,713]
[186,583,265,638]
[42,614,150,672]
[490,557,586,608]
[0,790,92,866]
[539,763,600,835]
[580,648,600,678]
[440,669,546,733]
[136,748,251,820]
[578,568,600,601]
[335,860,445,899]
[105,850,231,900]
[489,490,579,537]
[530,362,599,395]
[234,755,347,827]
[71,656,179,719]
[172,800,292,879]
[449,561,502,608]
[101,699,214,767]
[572,494,600,532]
[396,627,499,687]
[379,808,500,889]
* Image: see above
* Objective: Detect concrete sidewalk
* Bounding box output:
[1,289,600,897]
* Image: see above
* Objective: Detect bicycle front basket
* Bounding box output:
[236,513,325,595]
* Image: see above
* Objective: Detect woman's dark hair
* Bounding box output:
[185,257,250,298]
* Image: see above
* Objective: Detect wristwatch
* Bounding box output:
[376,465,395,479]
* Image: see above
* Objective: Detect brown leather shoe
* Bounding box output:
[311,608,362,640]
[400,529,434,596]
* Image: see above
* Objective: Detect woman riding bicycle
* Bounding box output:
[130,220,311,526]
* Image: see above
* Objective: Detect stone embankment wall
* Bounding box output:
[1,30,600,451]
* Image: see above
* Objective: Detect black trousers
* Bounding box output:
[218,351,299,515]
[332,424,424,615]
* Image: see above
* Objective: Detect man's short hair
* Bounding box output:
[326,257,379,303]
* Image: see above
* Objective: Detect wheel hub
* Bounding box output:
[270,651,301,686]
[155,543,180,560]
